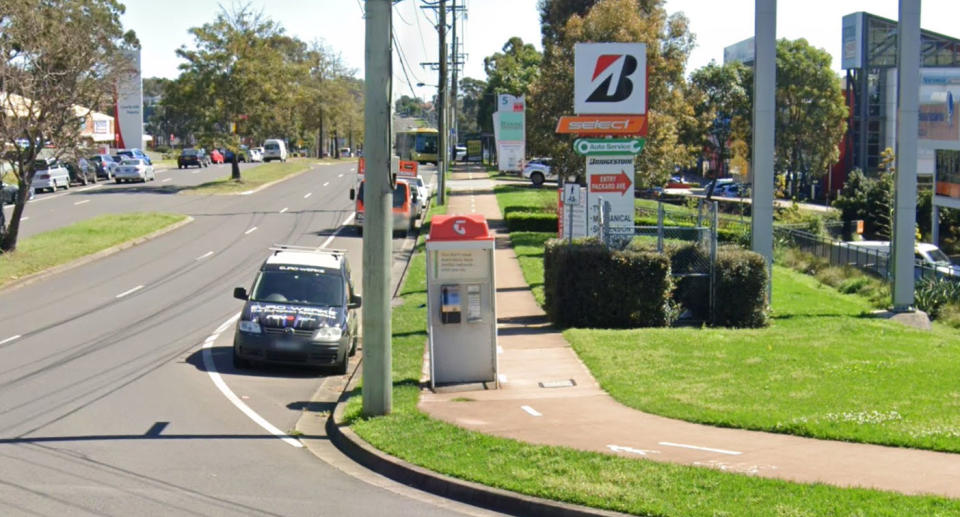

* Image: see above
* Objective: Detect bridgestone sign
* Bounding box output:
[574,43,647,115]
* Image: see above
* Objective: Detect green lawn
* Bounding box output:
[0,213,187,288]
[340,206,960,516]
[182,158,317,194]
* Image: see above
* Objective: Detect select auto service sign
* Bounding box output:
[574,43,647,115]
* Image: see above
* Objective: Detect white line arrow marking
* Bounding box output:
[607,444,660,456]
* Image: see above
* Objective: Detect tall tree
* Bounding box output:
[0,0,136,252]
[457,77,486,136]
[689,61,751,189]
[774,38,847,197]
[529,0,697,185]
[478,37,542,134]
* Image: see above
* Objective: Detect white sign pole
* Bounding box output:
[116,48,143,150]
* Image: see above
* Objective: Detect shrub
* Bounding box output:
[838,276,871,294]
[544,238,673,328]
[814,266,848,288]
[505,211,558,233]
[713,248,769,328]
[915,277,960,320]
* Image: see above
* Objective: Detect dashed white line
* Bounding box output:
[20,217,29,221]
[73,199,90,206]
[202,313,303,448]
[244,226,258,235]
[196,251,214,260]
[497,374,508,383]
[115,285,144,299]
[162,177,172,183]
[349,168,356,172]
[319,213,356,248]
[304,192,312,199]
[279,207,288,214]
[658,442,742,455]
[521,405,542,417]
[0,335,21,346]
[338,173,344,178]
[322,182,329,187]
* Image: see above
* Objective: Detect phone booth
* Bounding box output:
[426,214,498,388]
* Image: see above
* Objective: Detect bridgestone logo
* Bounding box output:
[586,54,638,103]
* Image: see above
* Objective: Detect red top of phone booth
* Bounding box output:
[428,214,493,241]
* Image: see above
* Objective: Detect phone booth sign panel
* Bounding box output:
[426,214,498,388]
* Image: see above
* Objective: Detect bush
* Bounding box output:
[713,248,769,327]
[505,211,558,233]
[544,238,673,328]
[915,277,960,320]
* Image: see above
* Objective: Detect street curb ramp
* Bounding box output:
[325,377,629,517]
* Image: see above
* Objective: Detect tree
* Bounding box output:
[478,37,542,134]
[774,38,847,198]
[0,0,136,252]
[529,0,697,186]
[457,77,486,136]
[395,95,427,118]
[689,61,751,194]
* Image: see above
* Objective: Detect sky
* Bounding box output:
[120,0,959,101]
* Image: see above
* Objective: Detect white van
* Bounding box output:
[262,139,288,163]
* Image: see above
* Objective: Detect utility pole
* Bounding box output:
[437,0,447,204]
[450,0,458,164]
[362,0,393,416]
[751,0,776,301]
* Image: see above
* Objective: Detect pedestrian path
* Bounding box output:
[417,164,960,499]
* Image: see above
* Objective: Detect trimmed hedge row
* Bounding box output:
[544,239,674,328]
[505,211,561,233]
[508,212,748,244]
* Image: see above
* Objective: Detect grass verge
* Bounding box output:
[0,213,187,287]
[182,158,317,195]
[339,205,960,515]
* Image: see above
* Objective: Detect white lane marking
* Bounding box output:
[497,374,508,383]
[162,178,172,183]
[320,213,355,248]
[244,226,258,235]
[338,173,344,178]
[521,405,542,417]
[607,444,660,456]
[0,335,22,346]
[279,207,288,214]
[658,442,742,456]
[196,251,214,260]
[73,199,90,206]
[20,217,29,221]
[349,168,356,172]
[497,345,503,354]
[303,192,312,199]
[202,313,303,448]
[115,285,144,298]
[192,170,202,174]
[27,184,102,204]
[322,182,329,187]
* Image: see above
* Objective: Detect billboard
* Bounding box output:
[841,12,864,70]
[919,69,960,148]
[115,48,143,150]
[574,43,647,115]
[494,94,525,172]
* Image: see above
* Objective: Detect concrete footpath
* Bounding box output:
[413,165,960,499]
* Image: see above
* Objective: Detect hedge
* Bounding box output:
[713,248,769,327]
[505,211,560,233]
[544,238,673,328]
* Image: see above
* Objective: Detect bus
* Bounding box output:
[395,127,438,164]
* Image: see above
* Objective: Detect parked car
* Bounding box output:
[114,158,156,183]
[522,158,556,187]
[262,139,288,162]
[178,148,209,169]
[1,182,32,204]
[89,154,119,180]
[413,175,431,204]
[250,147,264,162]
[219,148,236,162]
[117,148,152,165]
[209,149,224,164]
[65,157,97,185]
[350,178,417,237]
[403,178,426,217]
[455,145,467,162]
[31,158,70,193]
[231,246,361,374]
[718,183,748,198]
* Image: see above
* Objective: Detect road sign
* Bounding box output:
[555,115,647,135]
[586,155,635,247]
[398,160,418,177]
[574,138,645,156]
[589,171,632,195]
[574,43,647,115]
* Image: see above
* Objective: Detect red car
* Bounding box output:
[210,149,224,164]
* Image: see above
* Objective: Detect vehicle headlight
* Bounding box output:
[312,326,342,341]
[238,320,262,334]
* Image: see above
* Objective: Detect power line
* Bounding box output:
[393,31,420,99]
[393,3,413,25]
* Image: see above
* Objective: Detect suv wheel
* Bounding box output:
[531,171,545,187]
[334,354,348,375]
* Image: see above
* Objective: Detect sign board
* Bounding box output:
[556,115,647,135]
[466,139,482,162]
[558,184,587,239]
[586,155,635,246]
[574,138,645,155]
[498,94,525,113]
[398,160,418,177]
[498,142,524,172]
[498,111,524,142]
[574,43,647,115]
[841,13,864,70]
[494,94,525,172]
[115,48,143,150]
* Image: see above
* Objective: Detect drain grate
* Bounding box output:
[538,379,576,389]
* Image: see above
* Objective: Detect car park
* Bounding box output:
[177,148,210,169]
[65,157,97,185]
[31,158,70,193]
[232,246,361,374]
[114,158,156,183]
[209,149,224,164]
[522,157,556,187]
[89,154,119,180]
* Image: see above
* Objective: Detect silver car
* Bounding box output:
[114,159,156,183]
[31,158,71,193]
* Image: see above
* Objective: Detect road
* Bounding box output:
[0,160,482,516]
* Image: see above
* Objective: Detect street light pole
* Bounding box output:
[362,0,393,416]
[437,0,447,205]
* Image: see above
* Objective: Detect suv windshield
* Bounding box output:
[182,149,198,156]
[251,269,344,306]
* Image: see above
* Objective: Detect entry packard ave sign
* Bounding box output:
[574,138,645,156]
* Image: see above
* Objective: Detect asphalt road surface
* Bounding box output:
[0,161,486,516]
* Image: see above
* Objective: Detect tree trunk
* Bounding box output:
[318,111,325,157]
[231,153,240,180]
[334,130,340,159]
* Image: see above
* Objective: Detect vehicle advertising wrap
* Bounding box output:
[115,48,143,150]
[574,42,647,115]
[245,302,340,331]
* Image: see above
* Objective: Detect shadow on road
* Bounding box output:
[184,346,333,379]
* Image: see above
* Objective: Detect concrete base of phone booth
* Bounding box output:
[426,214,499,389]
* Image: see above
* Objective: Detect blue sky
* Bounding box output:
[121,0,959,100]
